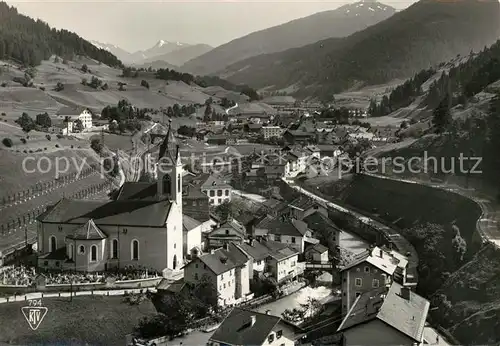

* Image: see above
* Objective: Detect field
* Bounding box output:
[0,56,275,121]
[0,296,157,345]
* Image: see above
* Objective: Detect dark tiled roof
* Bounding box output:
[37,198,172,227]
[262,198,287,211]
[261,240,299,261]
[196,246,248,276]
[116,182,157,201]
[289,195,317,210]
[67,219,107,240]
[57,106,87,116]
[236,241,272,261]
[306,243,329,254]
[261,217,309,237]
[338,282,430,343]
[210,308,281,346]
[183,215,202,232]
[201,175,232,190]
[39,247,67,260]
[303,211,341,234]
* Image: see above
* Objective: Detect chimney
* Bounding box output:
[379,249,383,258]
[210,249,215,255]
[401,286,411,300]
[223,242,229,251]
[265,310,271,315]
[250,315,257,326]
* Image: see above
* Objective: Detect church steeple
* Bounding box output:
[157,120,182,204]
[158,119,179,164]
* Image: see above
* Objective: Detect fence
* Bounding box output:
[0,164,100,209]
[0,179,114,237]
[0,277,162,297]
[0,287,158,304]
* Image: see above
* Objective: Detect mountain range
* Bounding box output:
[217,0,500,98]
[181,0,397,76]
[90,40,213,67]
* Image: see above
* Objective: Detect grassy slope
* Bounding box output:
[0,296,156,345]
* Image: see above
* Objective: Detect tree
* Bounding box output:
[118,82,126,91]
[15,113,35,133]
[89,76,102,89]
[177,125,196,138]
[35,112,51,128]
[451,224,467,263]
[73,119,84,132]
[54,82,64,91]
[141,80,150,89]
[432,95,451,134]
[81,64,88,73]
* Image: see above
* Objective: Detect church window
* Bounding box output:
[131,239,139,260]
[49,236,57,252]
[90,245,98,262]
[174,243,176,249]
[162,174,172,195]
[178,174,181,193]
[58,225,63,231]
[68,243,74,260]
[111,239,118,259]
[79,245,85,255]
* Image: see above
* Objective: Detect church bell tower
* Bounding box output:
[157,121,182,207]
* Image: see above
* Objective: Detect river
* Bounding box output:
[161,286,333,346]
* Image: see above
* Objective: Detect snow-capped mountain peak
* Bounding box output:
[341,0,395,15]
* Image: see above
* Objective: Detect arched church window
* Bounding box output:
[49,236,57,252]
[90,245,98,262]
[131,239,139,260]
[177,174,181,193]
[163,174,171,195]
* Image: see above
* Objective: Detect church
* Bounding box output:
[36,125,204,273]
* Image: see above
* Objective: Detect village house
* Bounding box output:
[303,210,341,249]
[250,216,314,254]
[183,243,253,307]
[208,307,304,346]
[304,243,329,263]
[56,106,93,130]
[261,126,284,139]
[340,246,409,315]
[206,134,228,145]
[48,118,72,135]
[235,239,302,285]
[205,217,247,249]
[337,282,430,346]
[201,175,233,206]
[37,126,185,273]
[283,130,315,145]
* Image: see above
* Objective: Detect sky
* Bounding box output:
[7,0,417,52]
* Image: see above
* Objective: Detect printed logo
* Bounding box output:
[22,299,48,330]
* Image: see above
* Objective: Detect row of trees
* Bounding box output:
[0,2,122,67]
[1,165,99,208]
[368,68,435,117]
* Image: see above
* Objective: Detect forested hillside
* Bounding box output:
[220,0,500,98]
[0,2,122,67]
[370,40,500,117]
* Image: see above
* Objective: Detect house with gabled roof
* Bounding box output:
[183,243,252,307]
[208,307,304,346]
[201,174,233,206]
[205,217,247,250]
[340,246,409,315]
[337,282,430,346]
